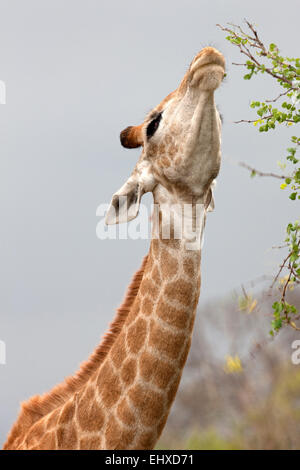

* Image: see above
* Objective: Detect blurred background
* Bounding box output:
[0,0,299,449]
[158,289,300,449]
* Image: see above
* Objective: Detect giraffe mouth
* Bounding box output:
[190,47,225,74]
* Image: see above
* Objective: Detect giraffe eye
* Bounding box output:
[146,113,162,139]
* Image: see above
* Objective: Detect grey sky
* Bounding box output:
[0,0,299,446]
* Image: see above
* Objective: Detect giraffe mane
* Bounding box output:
[3,255,148,450]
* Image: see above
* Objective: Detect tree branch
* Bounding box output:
[216,22,300,87]
[234,116,295,124]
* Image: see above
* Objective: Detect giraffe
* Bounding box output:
[3,46,225,450]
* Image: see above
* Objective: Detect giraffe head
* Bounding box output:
[106,47,225,225]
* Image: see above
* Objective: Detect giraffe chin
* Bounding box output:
[190,64,225,91]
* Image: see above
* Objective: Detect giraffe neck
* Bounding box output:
[17,207,203,450]
[114,236,201,449]
[82,236,201,450]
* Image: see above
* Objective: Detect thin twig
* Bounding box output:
[234,116,295,124]
[239,162,286,179]
[265,88,296,103]
[272,244,289,250]
[281,261,293,303]
[270,251,293,289]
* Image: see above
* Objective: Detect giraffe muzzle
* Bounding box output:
[189,47,225,90]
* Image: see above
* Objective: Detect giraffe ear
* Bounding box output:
[106,164,156,225]
[105,178,142,225]
[105,182,142,225]
[120,124,143,149]
[106,160,156,225]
